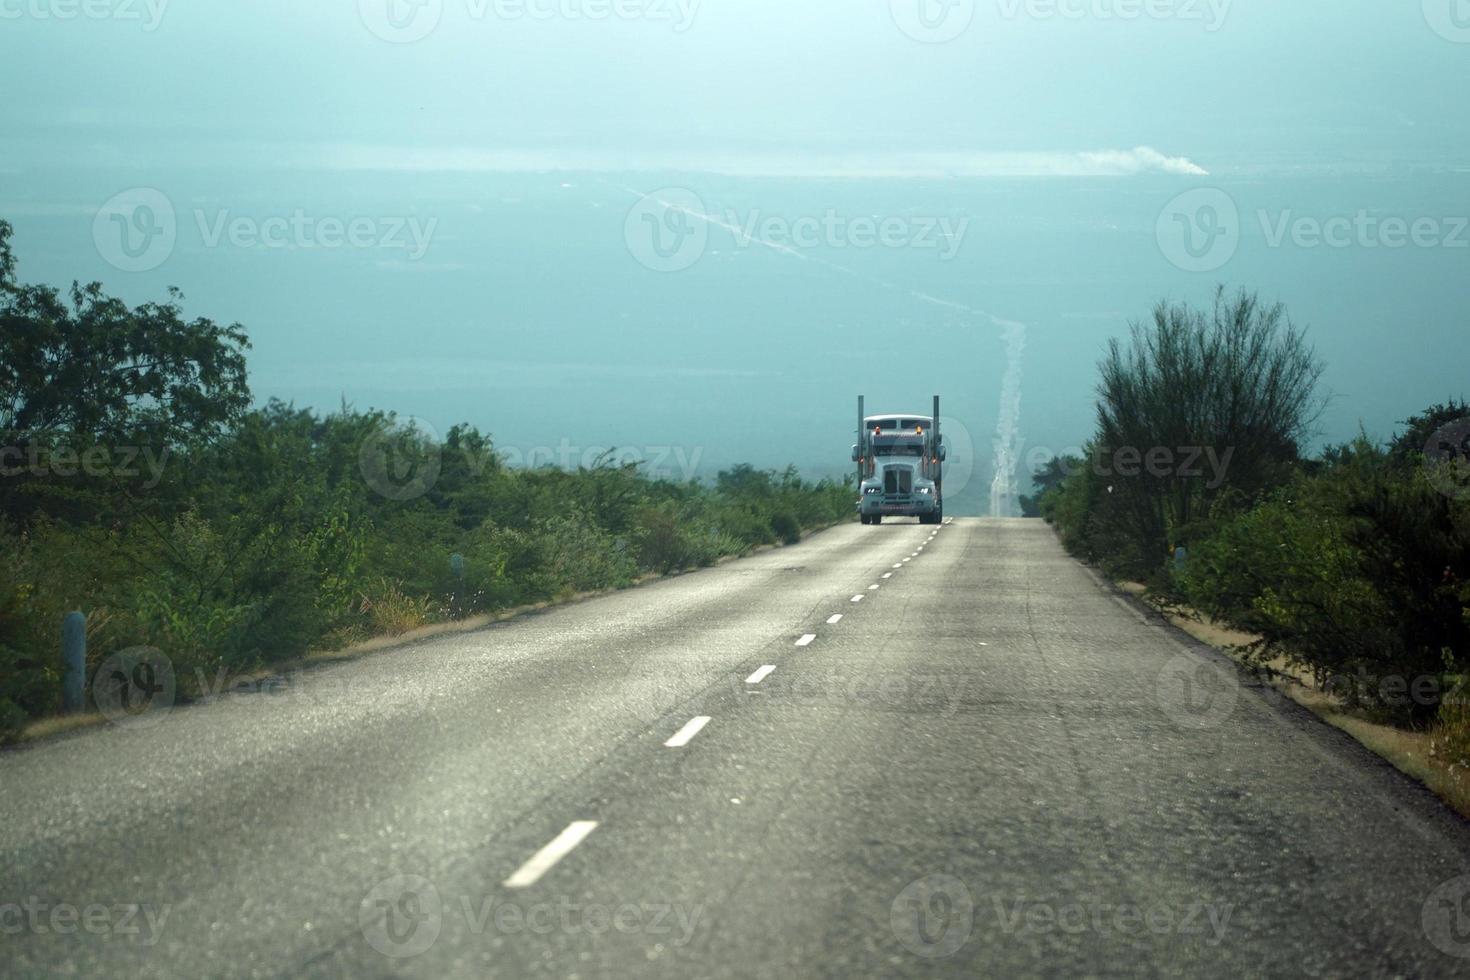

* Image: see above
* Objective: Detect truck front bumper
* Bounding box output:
[858,494,939,517]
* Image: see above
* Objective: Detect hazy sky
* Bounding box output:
[4,0,1467,172]
[3,1,1468,513]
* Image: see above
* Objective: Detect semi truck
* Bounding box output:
[852,395,946,525]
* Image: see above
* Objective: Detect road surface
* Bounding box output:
[4,518,1470,978]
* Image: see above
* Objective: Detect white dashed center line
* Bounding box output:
[665,716,711,748]
[851,594,864,603]
[882,572,893,579]
[892,564,903,569]
[796,634,816,647]
[746,665,776,684]
[827,614,843,624]
[867,584,880,591]
[503,821,599,889]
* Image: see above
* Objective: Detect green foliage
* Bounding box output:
[769,511,802,545]
[1035,284,1466,727]
[1178,436,1469,723]
[1088,288,1324,577]
[0,222,853,742]
[0,221,250,524]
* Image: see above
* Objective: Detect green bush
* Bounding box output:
[0,218,858,739]
[1177,439,1468,723]
[769,511,801,545]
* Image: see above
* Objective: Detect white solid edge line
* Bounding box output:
[827,614,843,624]
[796,634,816,647]
[851,594,864,603]
[746,665,776,684]
[503,820,599,889]
[665,715,711,748]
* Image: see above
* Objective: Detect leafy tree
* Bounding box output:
[1092,287,1324,574]
[0,221,251,520]
[1388,399,1470,467]
[1021,454,1081,517]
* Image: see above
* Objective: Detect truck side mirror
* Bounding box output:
[938,445,948,461]
[851,445,861,462]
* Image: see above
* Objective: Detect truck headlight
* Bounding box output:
[916,487,933,495]
[864,487,881,495]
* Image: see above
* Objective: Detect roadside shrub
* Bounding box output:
[0,220,859,735]
[1433,678,1470,766]
[769,511,801,545]
[356,579,437,637]
[633,506,698,574]
[534,510,638,595]
[1179,440,1469,723]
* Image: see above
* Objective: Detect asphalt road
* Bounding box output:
[5,518,1470,978]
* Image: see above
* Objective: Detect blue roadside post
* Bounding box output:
[61,611,86,713]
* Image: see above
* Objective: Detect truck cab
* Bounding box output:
[852,405,946,525]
